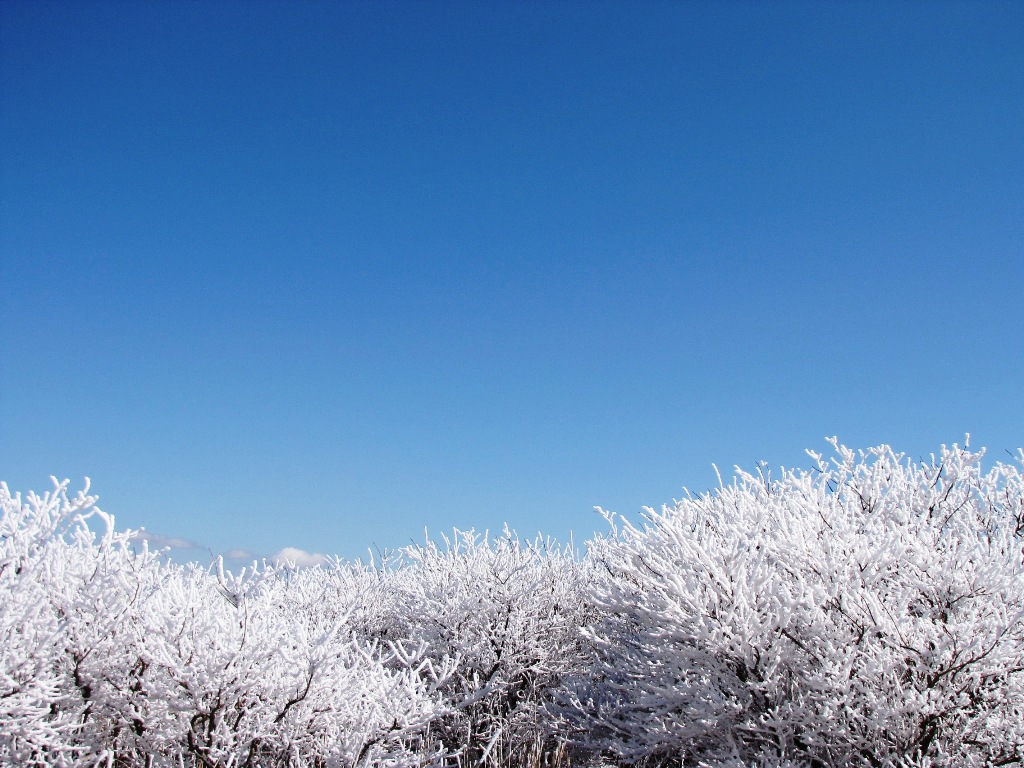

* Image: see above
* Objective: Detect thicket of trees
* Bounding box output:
[3,441,1023,767]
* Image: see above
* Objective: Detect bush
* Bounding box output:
[389,529,591,767]
[564,440,1024,768]
[0,480,453,767]
[4,440,1024,767]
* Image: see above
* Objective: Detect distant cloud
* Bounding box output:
[132,529,201,551]
[222,548,260,561]
[271,546,329,568]
[130,532,328,570]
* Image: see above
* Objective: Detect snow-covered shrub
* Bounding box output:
[7,439,1024,768]
[0,480,455,768]
[1,479,84,764]
[282,556,403,645]
[108,561,453,768]
[566,441,1024,768]
[0,479,161,766]
[390,529,591,767]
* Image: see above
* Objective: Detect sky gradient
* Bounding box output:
[2,1,1023,565]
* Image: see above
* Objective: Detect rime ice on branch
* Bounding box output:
[565,440,1024,767]
[3,440,1024,767]
[0,480,453,768]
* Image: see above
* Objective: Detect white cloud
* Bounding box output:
[271,546,329,568]
[130,532,328,570]
[222,548,259,561]
[132,529,201,551]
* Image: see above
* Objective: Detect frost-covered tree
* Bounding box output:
[1,479,104,765]
[566,440,1024,768]
[6,439,1024,768]
[390,529,591,768]
[0,478,164,766]
[0,480,455,768]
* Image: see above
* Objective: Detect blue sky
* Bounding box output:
[2,1,1022,565]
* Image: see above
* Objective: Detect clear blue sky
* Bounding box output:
[2,1,1022,564]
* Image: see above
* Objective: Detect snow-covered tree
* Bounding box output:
[5,439,1024,767]
[0,478,160,766]
[0,480,455,767]
[390,529,591,768]
[108,560,453,768]
[566,440,1024,767]
[1,479,82,764]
